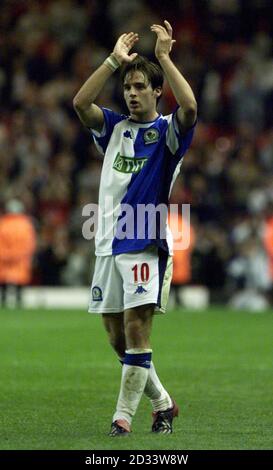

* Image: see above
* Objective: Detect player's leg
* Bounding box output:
[124,305,178,434]
[102,311,173,417]
[146,253,179,433]
[110,304,154,434]
[143,252,174,414]
[144,362,173,412]
[105,304,178,434]
[102,311,134,436]
[89,256,129,435]
[114,247,178,434]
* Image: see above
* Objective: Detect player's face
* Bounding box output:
[123,71,161,121]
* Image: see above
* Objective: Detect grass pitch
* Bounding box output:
[0,307,272,450]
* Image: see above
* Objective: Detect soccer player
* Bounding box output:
[73,21,197,436]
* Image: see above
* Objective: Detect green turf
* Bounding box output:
[0,307,272,450]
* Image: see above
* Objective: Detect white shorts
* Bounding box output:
[88,246,173,314]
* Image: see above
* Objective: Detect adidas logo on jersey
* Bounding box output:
[113,152,148,174]
[134,285,148,294]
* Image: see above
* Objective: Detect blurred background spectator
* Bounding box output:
[0,0,272,307]
[168,207,196,307]
[0,199,36,307]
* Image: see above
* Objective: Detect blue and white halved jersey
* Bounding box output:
[90,107,196,256]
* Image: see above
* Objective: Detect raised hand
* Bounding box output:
[112,32,139,65]
[150,20,176,60]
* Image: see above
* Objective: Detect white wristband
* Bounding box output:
[103,54,121,72]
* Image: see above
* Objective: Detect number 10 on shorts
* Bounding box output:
[132,263,150,283]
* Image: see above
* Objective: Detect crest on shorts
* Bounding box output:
[144,128,159,144]
[92,286,103,301]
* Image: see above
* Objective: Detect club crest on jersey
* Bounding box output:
[92,286,103,301]
[144,128,159,144]
[113,152,148,174]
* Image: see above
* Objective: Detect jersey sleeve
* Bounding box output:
[165,107,196,160]
[89,107,126,155]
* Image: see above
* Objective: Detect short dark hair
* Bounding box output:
[120,56,164,92]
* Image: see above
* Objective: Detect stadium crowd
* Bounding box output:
[0,0,272,307]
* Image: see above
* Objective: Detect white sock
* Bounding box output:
[144,361,173,412]
[113,348,152,425]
